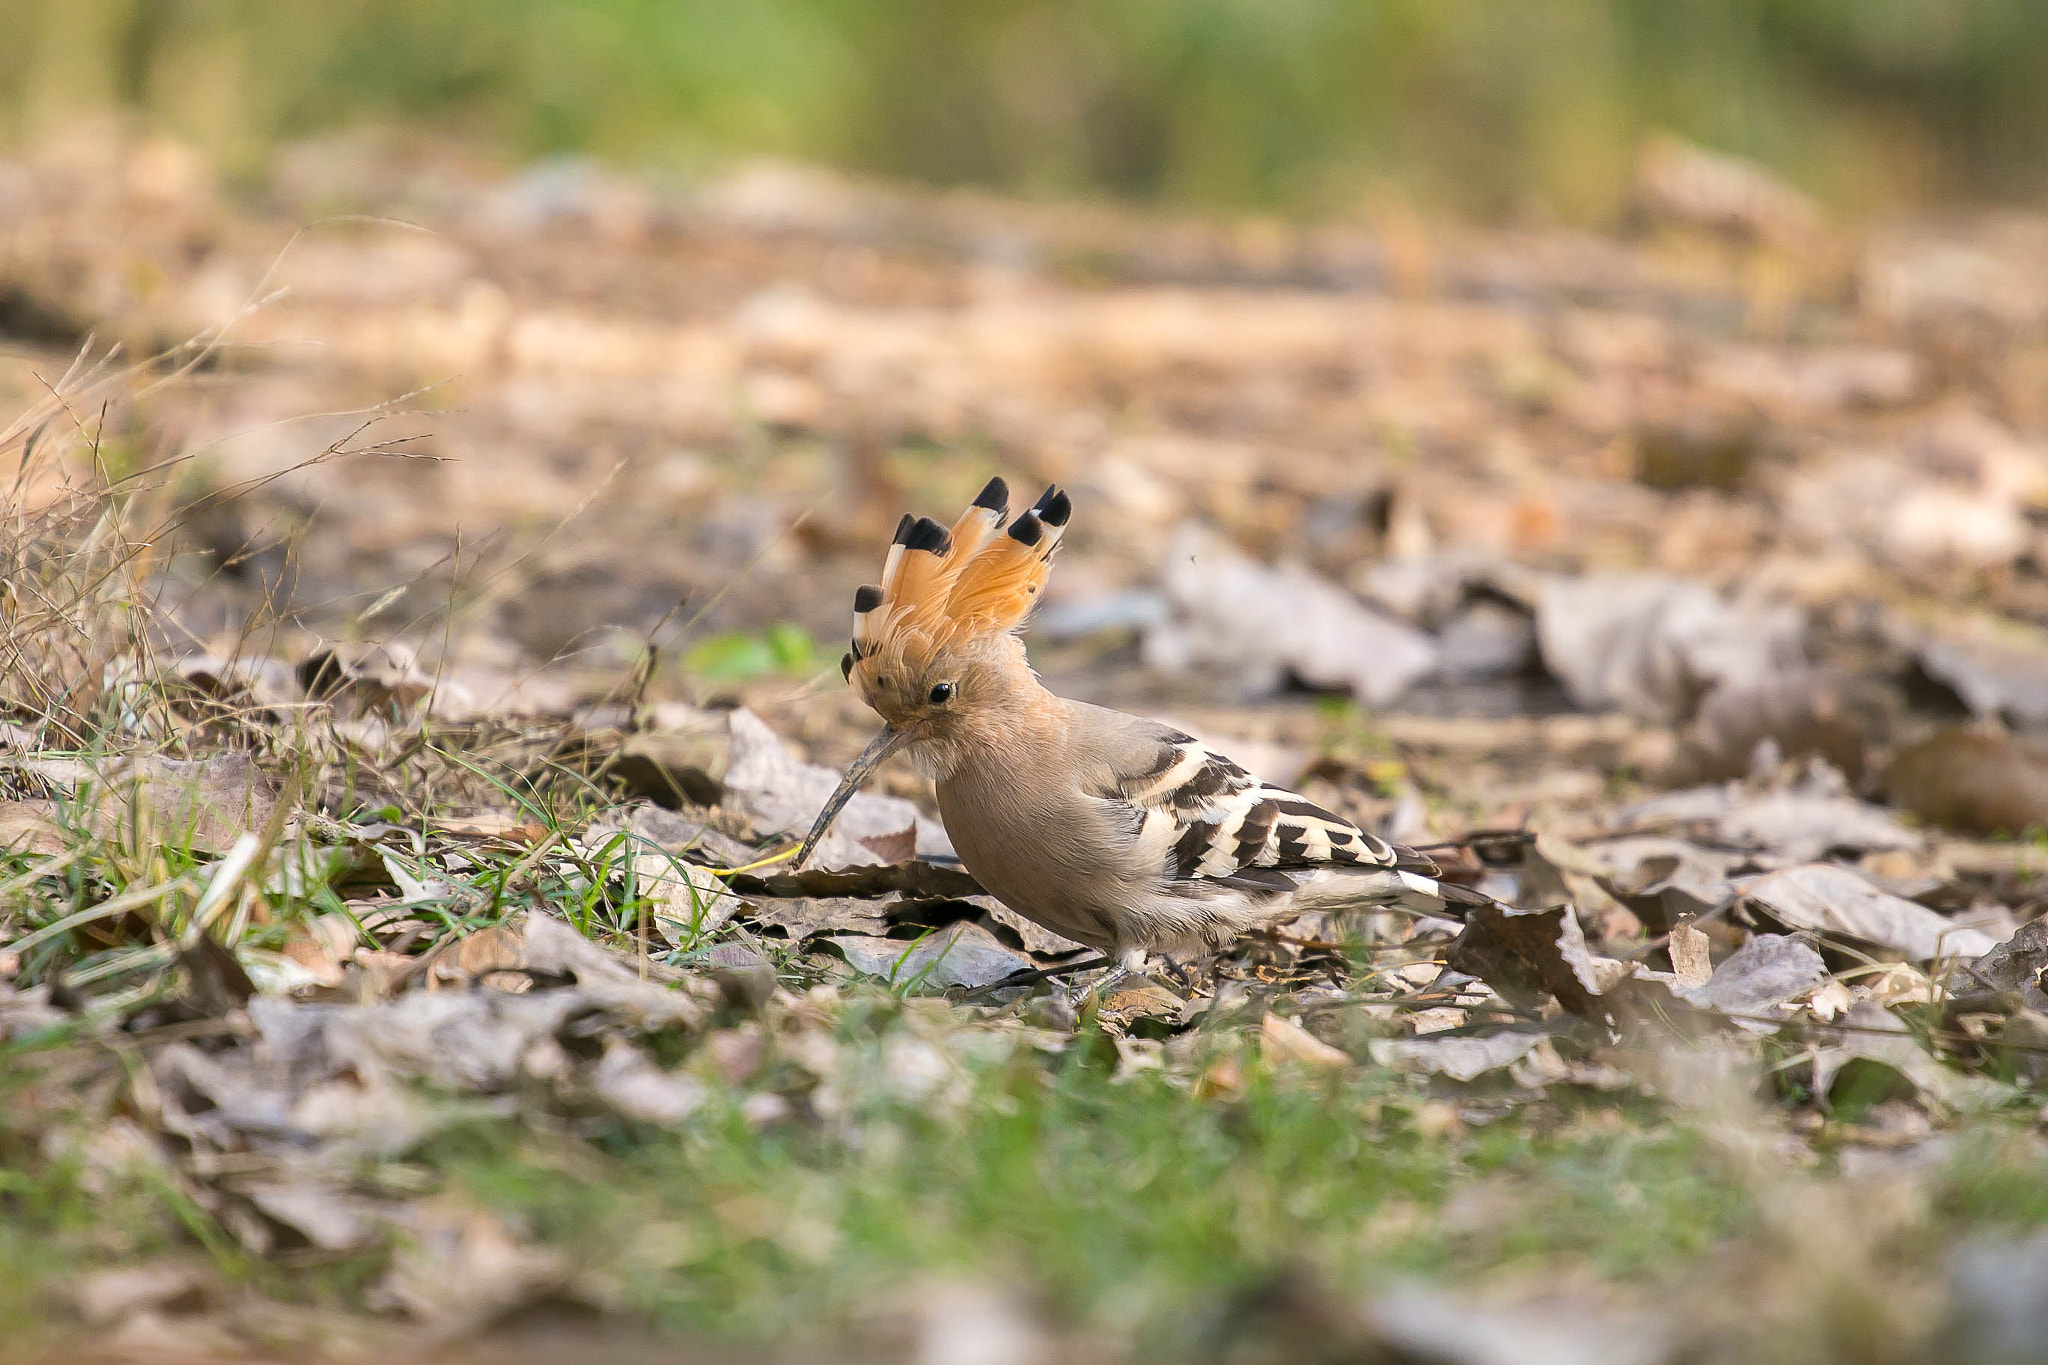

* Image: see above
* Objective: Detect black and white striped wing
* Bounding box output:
[1099,733,1431,891]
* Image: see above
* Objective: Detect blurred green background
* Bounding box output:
[5,0,2045,221]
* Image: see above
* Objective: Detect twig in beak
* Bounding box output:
[795,725,913,867]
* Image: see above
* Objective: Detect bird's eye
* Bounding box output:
[928,682,954,705]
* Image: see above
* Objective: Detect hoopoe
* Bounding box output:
[798,478,1489,994]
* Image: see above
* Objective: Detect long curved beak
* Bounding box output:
[795,725,915,867]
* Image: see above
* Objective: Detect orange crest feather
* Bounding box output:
[841,477,1071,683]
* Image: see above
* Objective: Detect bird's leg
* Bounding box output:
[1070,946,1148,1008]
[1158,954,1196,994]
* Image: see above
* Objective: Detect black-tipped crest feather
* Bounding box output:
[903,517,952,554]
[846,476,1073,689]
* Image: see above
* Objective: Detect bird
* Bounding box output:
[797,477,1492,997]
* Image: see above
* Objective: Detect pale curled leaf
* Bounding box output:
[69,1263,209,1326]
[723,708,952,868]
[632,849,737,944]
[375,1201,566,1323]
[1260,1012,1350,1068]
[588,1038,708,1123]
[1616,778,1916,864]
[244,1183,383,1252]
[1809,1001,2005,1113]
[1742,863,1999,963]
[1535,573,1801,725]
[822,923,1031,992]
[1143,522,1437,704]
[1674,933,1828,1030]
[1369,1028,1547,1082]
[1368,1280,1676,1365]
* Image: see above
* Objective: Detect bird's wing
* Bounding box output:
[1087,730,1436,891]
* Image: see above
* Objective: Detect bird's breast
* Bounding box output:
[934,769,1126,950]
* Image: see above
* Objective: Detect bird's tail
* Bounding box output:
[1382,868,1501,920]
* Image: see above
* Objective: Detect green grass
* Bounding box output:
[3,960,2047,1359]
[413,1007,1754,1351]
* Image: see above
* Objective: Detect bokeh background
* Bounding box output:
[10,0,2048,219]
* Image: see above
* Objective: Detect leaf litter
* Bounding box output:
[5,133,2048,1363]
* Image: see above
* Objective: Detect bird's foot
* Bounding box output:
[1067,949,1149,1011]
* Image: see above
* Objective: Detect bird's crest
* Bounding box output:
[840,477,1070,684]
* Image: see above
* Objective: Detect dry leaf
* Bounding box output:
[742,895,893,940]
[1742,864,1999,963]
[429,811,532,840]
[1961,920,2048,1000]
[298,640,437,717]
[1671,668,1868,783]
[90,753,280,856]
[69,1263,209,1325]
[172,652,303,713]
[857,824,919,864]
[279,914,357,989]
[1259,1012,1350,1068]
[1668,919,1713,988]
[244,1182,382,1251]
[1674,933,1828,1031]
[1535,573,1801,724]
[1447,901,1613,1022]
[601,730,726,809]
[1195,1055,1246,1100]
[1912,631,2048,731]
[632,849,737,943]
[723,708,952,867]
[455,923,528,978]
[733,859,983,901]
[0,798,66,856]
[1369,1028,1548,1082]
[821,923,1031,992]
[1367,1280,1676,1365]
[592,803,756,871]
[1619,773,1917,864]
[1144,522,1437,703]
[376,1201,565,1322]
[587,1037,708,1124]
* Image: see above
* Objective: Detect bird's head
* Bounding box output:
[797,477,1069,865]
